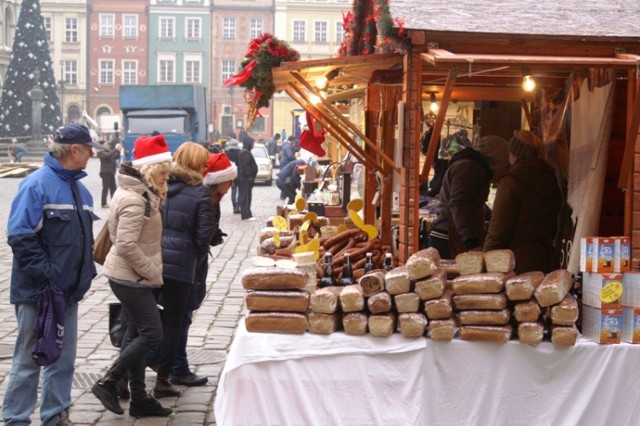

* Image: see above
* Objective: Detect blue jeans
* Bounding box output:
[3,303,78,426]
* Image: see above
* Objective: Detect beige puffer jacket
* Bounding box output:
[102,169,164,286]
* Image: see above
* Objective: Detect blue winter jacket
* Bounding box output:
[7,153,98,305]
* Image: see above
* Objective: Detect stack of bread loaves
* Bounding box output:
[242,267,310,334]
[505,271,545,345]
[534,269,579,345]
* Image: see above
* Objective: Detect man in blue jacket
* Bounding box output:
[276,159,305,203]
[3,123,103,426]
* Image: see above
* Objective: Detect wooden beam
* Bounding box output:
[521,99,533,129]
[618,76,640,189]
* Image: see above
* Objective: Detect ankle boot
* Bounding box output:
[153,373,181,398]
[92,364,124,414]
[129,395,173,418]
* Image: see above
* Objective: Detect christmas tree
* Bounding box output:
[0,0,61,140]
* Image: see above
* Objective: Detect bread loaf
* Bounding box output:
[368,312,396,337]
[245,312,308,334]
[455,252,485,275]
[424,289,453,320]
[259,227,294,243]
[518,322,544,345]
[550,293,579,326]
[451,273,506,295]
[483,249,515,273]
[358,270,386,297]
[244,290,309,313]
[453,293,508,310]
[460,325,512,343]
[342,312,368,335]
[242,267,308,290]
[259,236,295,255]
[310,286,343,314]
[287,213,305,230]
[406,249,438,280]
[398,313,427,338]
[439,259,460,279]
[534,269,572,307]
[340,284,365,313]
[394,292,421,313]
[513,299,542,322]
[429,319,458,341]
[458,309,511,326]
[308,312,341,334]
[505,271,545,301]
[385,266,411,295]
[551,325,578,346]
[415,269,446,301]
[367,291,393,314]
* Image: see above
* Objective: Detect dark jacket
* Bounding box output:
[238,145,258,182]
[484,158,562,274]
[430,148,492,256]
[277,159,304,189]
[161,164,215,284]
[97,148,120,175]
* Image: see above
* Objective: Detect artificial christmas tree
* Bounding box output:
[0,0,61,141]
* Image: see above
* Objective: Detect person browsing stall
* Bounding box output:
[276,158,305,204]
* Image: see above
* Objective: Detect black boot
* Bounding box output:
[92,365,124,414]
[153,372,181,398]
[129,395,173,418]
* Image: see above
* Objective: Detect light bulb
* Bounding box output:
[522,75,536,92]
[429,93,439,113]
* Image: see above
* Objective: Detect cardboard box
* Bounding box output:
[622,272,640,307]
[580,237,595,273]
[582,305,621,344]
[582,272,623,308]
[613,236,631,273]
[621,307,640,344]
[593,237,615,273]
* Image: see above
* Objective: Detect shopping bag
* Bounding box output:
[93,221,112,265]
[108,302,126,348]
[32,282,65,366]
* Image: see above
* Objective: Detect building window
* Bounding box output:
[65,18,78,43]
[335,21,344,43]
[99,60,114,85]
[185,59,201,83]
[43,17,51,41]
[222,60,235,84]
[249,116,265,133]
[123,15,138,38]
[250,19,263,39]
[63,60,77,85]
[293,20,306,42]
[314,21,327,43]
[223,18,236,40]
[159,17,175,39]
[122,60,137,85]
[159,58,175,83]
[100,14,114,38]
[186,18,201,40]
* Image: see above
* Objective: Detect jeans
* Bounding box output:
[3,303,78,426]
[238,179,254,219]
[231,179,239,211]
[171,311,194,377]
[156,279,191,376]
[100,173,116,205]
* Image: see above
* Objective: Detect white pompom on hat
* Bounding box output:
[132,134,172,166]
[204,152,237,186]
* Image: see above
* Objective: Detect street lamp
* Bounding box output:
[59,60,65,122]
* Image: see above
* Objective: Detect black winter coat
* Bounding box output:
[238,147,258,182]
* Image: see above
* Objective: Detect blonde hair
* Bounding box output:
[172,141,209,172]
[139,161,171,200]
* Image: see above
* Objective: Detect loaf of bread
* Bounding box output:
[551,325,578,346]
[455,252,485,275]
[406,249,438,280]
[385,266,411,295]
[513,299,542,322]
[368,312,396,337]
[358,270,386,297]
[342,312,368,335]
[315,216,330,227]
[398,313,427,338]
[534,269,572,307]
[424,289,453,320]
[415,269,446,301]
[394,292,421,313]
[241,267,309,290]
[458,308,511,326]
[460,325,512,343]
[259,235,296,255]
[518,322,544,345]
[429,318,458,341]
[483,249,515,273]
[367,291,393,314]
[340,284,365,313]
[259,227,294,243]
[505,271,545,301]
[453,293,508,310]
[310,286,343,314]
[244,290,309,313]
[245,312,308,334]
[308,312,341,334]
[451,273,506,295]
[550,293,579,326]
[439,259,460,279]
[287,213,305,230]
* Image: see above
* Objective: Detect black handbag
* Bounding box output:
[108,302,126,348]
[32,281,65,366]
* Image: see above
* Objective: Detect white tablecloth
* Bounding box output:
[214,322,640,426]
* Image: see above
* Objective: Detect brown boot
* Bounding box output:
[153,373,181,398]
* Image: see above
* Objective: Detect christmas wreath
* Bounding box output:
[224,33,299,126]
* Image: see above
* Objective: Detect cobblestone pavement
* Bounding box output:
[0,156,279,425]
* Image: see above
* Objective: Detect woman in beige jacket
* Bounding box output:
[91,134,173,418]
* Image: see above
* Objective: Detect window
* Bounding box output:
[65,18,78,43]
[123,15,138,38]
[222,60,235,84]
[158,58,175,83]
[314,21,327,43]
[249,116,265,133]
[250,19,263,39]
[159,17,175,39]
[186,18,201,40]
[223,18,236,39]
[100,14,114,38]
[43,17,51,41]
[293,20,306,42]
[63,60,77,85]
[122,60,137,85]
[185,59,201,83]
[99,60,114,84]
[335,21,344,43]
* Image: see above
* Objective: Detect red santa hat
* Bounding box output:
[204,152,238,186]
[299,111,326,157]
[132,134,172,166]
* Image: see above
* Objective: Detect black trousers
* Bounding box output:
[238,179,254,219]
[156,278,191,377]
[100,173,117,205]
